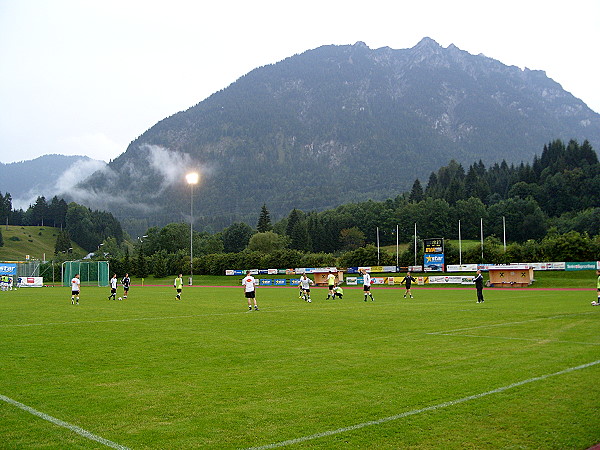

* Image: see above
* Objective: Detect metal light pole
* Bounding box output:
[503,215,506,252]
[414,223,417,267]
[458,219,462,266]
[480,217,484,262]
[186,172,199,285]
[396,224,399,269]
[376,227,380,265]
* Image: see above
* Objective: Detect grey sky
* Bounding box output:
[1,0,598,164]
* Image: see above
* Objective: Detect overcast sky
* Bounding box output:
[1,0,598,164]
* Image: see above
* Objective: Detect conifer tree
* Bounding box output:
[54,229,71,254]
[408,179,424,203]
[257,204,272,232]
[286,209,302,237]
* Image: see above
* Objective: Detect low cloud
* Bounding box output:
[11,144,211,220]
[65,144,211,214]
[11,158,107,210]
[54,158,108,193]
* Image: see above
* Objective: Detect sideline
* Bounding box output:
[90,284,594,291]
[0,394,130,449]
[244,359,600,449]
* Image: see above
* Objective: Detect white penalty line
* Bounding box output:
[0,394,130,450]
[244,359,600,450]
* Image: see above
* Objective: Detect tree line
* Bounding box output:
[80,139,600,277]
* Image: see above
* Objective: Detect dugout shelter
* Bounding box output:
[312,269,345,286]
[488,265,533,288]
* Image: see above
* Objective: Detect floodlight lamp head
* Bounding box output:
[186,172,199,185]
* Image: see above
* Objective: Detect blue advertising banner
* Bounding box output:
[274,279,287,286]
[0,263,17,275]
[424,253,444,272]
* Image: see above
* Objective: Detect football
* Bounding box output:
[118,297,122,301]
[592,301,597,306]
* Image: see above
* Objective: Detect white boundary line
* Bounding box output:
[0,394,130,449]
[427,311,596,336]
[244,359,600,449]
[430,332,600,346]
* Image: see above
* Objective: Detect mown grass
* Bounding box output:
[1,282,598,449]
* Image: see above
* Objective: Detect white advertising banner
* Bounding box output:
[526,262,565,271]
[428,276,466,284]
[18,276,44,287]
[446,264,478,272]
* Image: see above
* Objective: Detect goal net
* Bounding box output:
[61,261,110,287]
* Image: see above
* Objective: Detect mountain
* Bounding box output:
[79,38,600,235]
[0,155,106,209]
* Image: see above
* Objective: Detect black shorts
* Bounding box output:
[72,290,79,296]
[176,289,182,293]
[302,288,311,293]
[123,287,129,292]
[328,285,335,290]
[111,288,116,294]
[245,291,255,298]
[363,285,371,292]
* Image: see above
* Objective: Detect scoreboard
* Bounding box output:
[423,238,444,254]
[423,238,444,272]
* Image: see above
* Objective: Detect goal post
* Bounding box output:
[62,261,110,287]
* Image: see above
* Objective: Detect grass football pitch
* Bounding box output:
[1,284,599,449]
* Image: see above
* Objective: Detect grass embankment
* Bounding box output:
[0,225,85,261]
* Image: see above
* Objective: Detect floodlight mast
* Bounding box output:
[186,172,199,285]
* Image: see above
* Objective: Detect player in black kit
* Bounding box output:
[473,270,485,303]
[121,273,131,299]
[401,271,416,298]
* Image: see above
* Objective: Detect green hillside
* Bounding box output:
[81,40,600,236]
[0,226,85,261]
